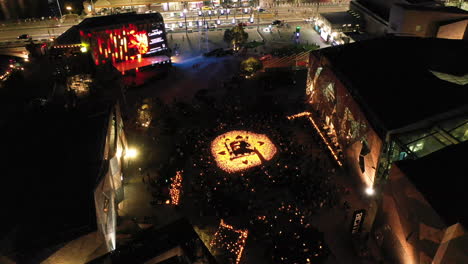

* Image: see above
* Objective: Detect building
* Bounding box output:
[0,0,49,20]
[388,4,468,39]
[350,0,468,39]
[380,141,468,264]
[0,100,128,262]
[92,0,253,13]
[314,11,363,45]
[305,37,468,192]
[54,13,171,75]
[87,218,218,264]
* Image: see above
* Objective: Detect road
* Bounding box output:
[0,4,348,43]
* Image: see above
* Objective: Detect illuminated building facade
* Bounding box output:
[53,13,170,75]
[305,37,468,191]
[78,13,169,72]
[0,101,128,261]
[380,141,468,264]
[94,103,128,252]
[350,0,468,38]
[92,0,252,12]
[314,11,362,45]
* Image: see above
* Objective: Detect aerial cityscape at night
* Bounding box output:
[0,0,467,263]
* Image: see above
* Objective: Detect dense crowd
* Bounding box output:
[129,90,343,263]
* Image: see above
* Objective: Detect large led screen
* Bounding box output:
[81,22,168,65]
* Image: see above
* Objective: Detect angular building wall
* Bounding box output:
[437,19,468,39]
[381,165,457,264]
[94,103,128,252]
[307,53,383,188]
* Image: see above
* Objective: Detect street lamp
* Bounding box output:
[125,148,138,159]
[66,6,72,14]
[55,0,63,18]
[183,8,188,33]
[365,187,375,196]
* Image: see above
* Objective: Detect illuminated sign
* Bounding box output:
[146,26,167,56]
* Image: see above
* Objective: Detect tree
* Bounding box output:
[223,29,234,46]
[224,24,249,49]
[241,57,263,75]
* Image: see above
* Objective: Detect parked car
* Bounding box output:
[17,34,30,39]
[202,6,213,11]
[271,20,283,26]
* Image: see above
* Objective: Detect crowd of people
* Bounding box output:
[126,86,344,263]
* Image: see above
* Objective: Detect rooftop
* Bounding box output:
[320,11,362,26]
[394,3,468,14]
[396,141,468,227]
[316,37,468,134]
[87,218,218,264]
[54,13,164,46]
[0,102,111,261]
[78,12,164,30]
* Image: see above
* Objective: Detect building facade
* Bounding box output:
[388,4,468,39]
[305,37,468,192]
[350,0,468,39]
[380,142,468,264]
[94,103,128,251]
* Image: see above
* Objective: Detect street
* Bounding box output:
[0,4,347,43]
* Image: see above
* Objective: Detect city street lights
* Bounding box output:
[55,0,63,18]
[66,6,73,14]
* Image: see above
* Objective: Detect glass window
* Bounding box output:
[407,136,445,157]
[324,82,336,102]
[315,66,323,79]
[448,121,468,142]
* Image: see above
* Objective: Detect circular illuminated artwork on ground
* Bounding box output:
[211,130,277,173]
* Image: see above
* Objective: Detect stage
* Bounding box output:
[113,55,171,74]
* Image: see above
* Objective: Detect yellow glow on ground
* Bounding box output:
[211,130,277,173]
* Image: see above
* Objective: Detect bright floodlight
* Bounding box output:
[66,6,72,11]
[365,187,375,196]
[126,148,138,159]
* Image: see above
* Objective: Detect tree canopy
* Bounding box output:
[241,57,263,75]
[223,24,249,48]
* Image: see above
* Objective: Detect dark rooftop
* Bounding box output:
[396,141,468,227]
[394,3,468,14]
[87,218,218,264]
[78,12,164,30]
[55,25,82,45]
[316,37,468,134]
[320,11,361,26]
[54,13,164,46]
[0,102,111,261]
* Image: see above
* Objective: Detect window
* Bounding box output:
[359,140,370,173]
[324,82,336,103]
[408,141,424,153]
[315,66,323,79]
[103,197,110,213]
